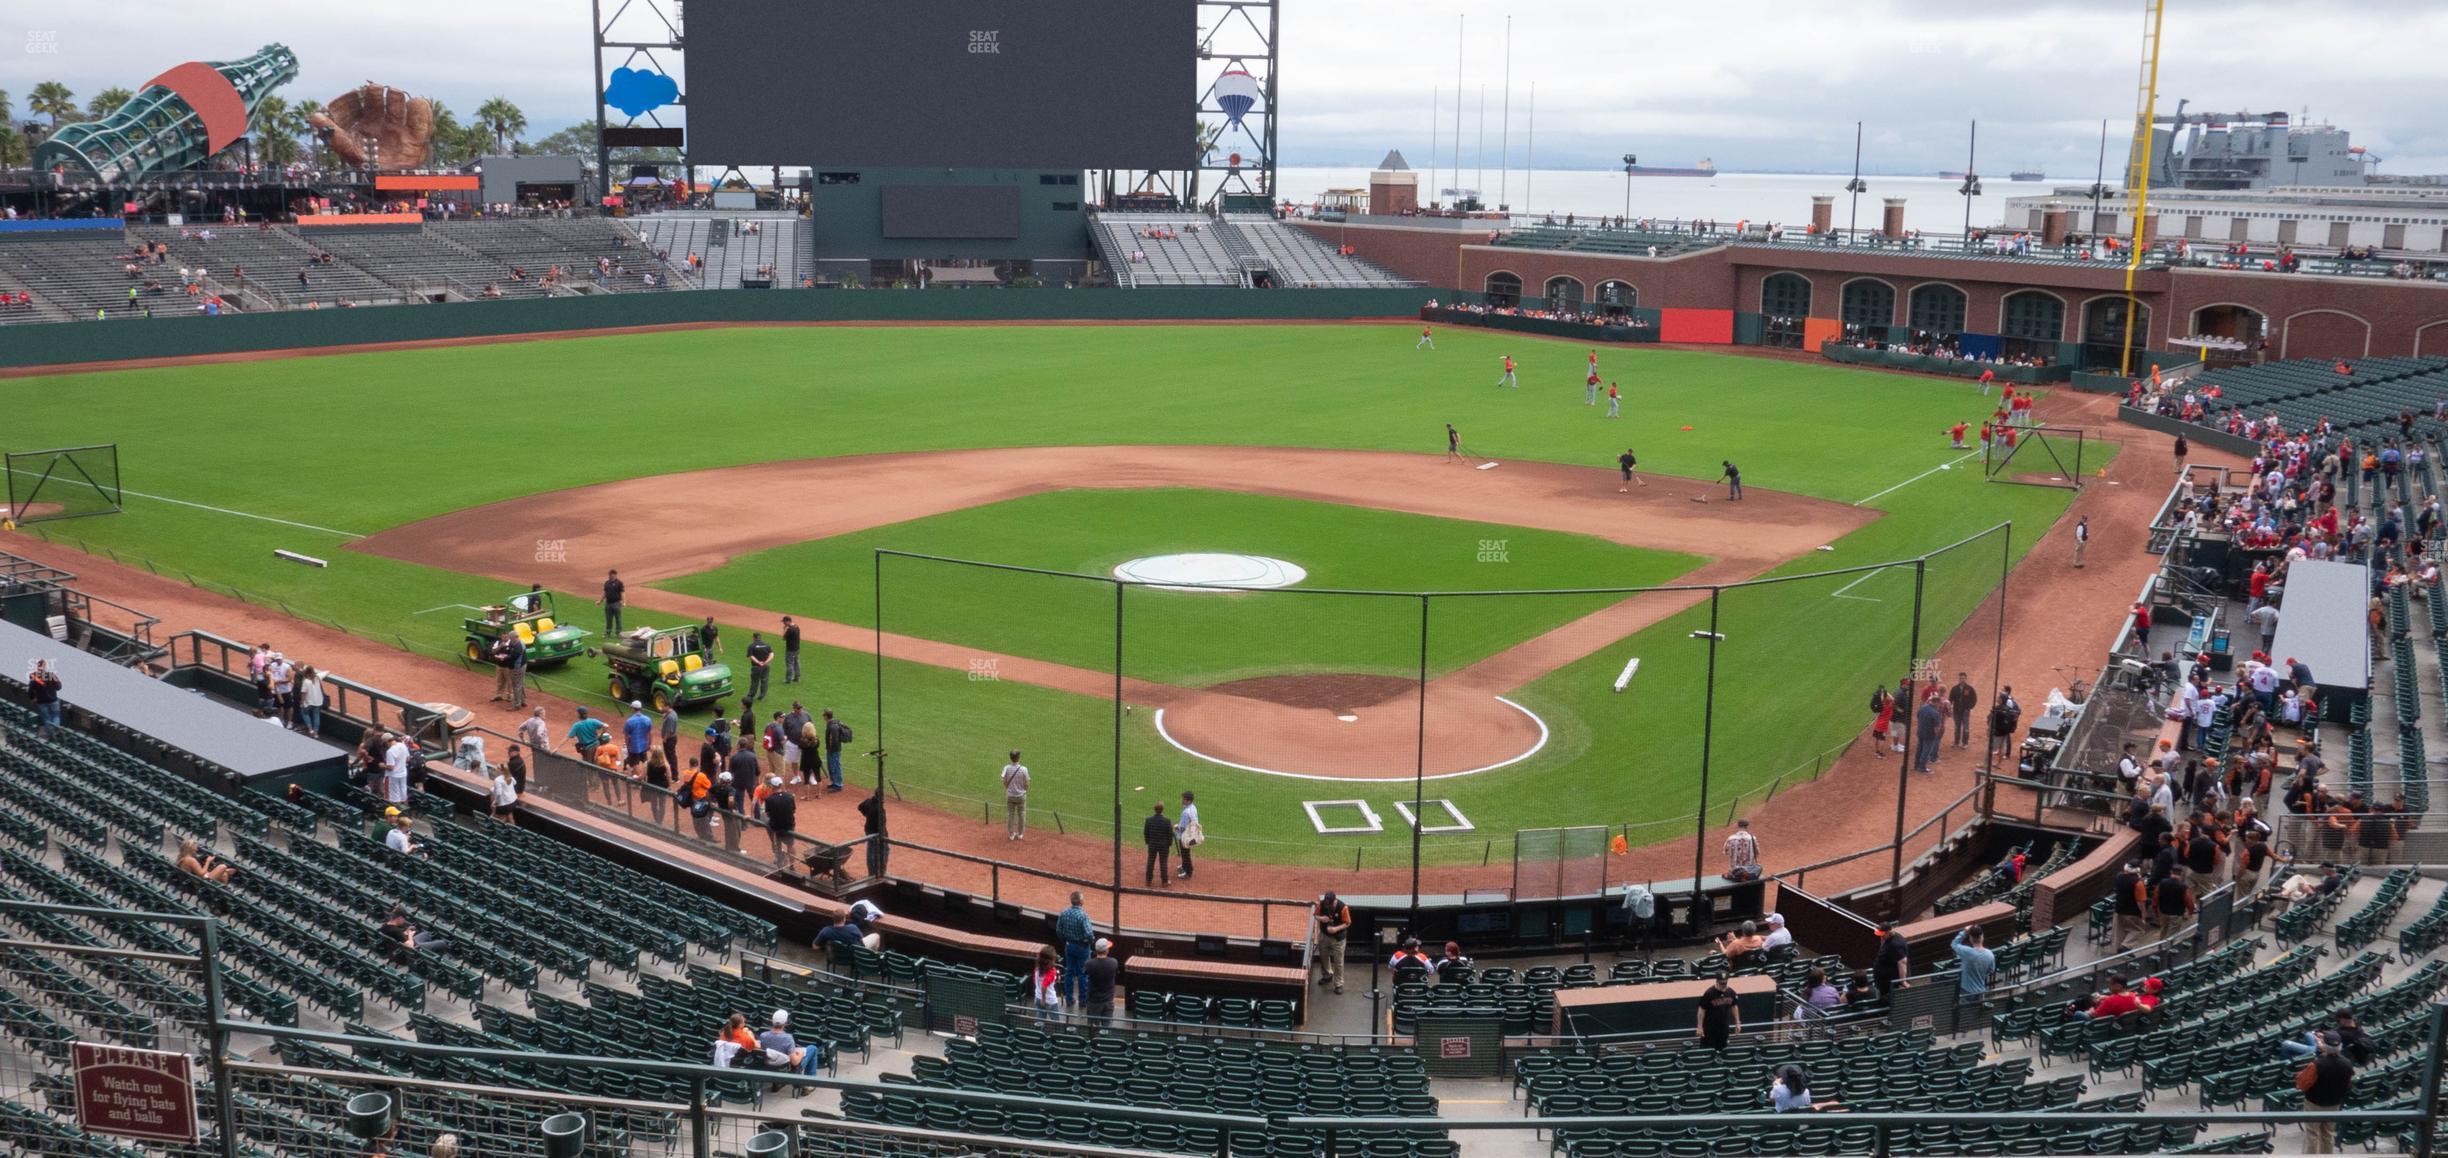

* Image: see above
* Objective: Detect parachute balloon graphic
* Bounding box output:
[1214,69,1263,127]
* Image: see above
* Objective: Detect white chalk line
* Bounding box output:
[1150,696,1551,782]
[4,466,366,538]
[1852,449,1985,508]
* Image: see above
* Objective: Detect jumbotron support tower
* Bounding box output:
[31,44,300,183]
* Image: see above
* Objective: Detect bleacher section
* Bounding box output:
[126,224,403,310]
[1094,213,1243,287]
[1224,216,1419,288]
[627,214,802,290]
[2168,357,2448,444]
[3,648,2448,1155]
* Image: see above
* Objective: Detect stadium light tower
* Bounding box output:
[1621,154,1637,222]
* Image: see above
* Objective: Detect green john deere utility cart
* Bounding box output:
[602,624,733,712]
[463,591,592,666]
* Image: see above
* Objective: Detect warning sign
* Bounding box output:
[73,1042,196,1144]
[1438,1037,1471,1059]
[951,1016,979,1037]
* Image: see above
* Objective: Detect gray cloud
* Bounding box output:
[6,1,2441,176]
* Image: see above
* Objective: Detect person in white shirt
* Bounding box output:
[1000,751,1029,841]
[1175,791,1201,881]
[516,707,550,762]
[490,765,519,824]
[2248,604,2280,652]
[1760,913,1794,953]
[2116,743,2145,790]
[384,815,420,855]
[382,736,412,805]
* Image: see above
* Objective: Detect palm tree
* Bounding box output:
[0,90,13,127]
[28,81,75,129]
[474,97,526,155]
[0,126,25,169]
[84,87,133,120]
[292,99,327,166]
[253,96,300,168]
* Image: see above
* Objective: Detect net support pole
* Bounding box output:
[1689,590,1721,933]
[201,917,240,1158]
[1112,580,1125,933]
[1890,559,1928,894]
[1409,595,1429,934]
[1983,526,2012,814]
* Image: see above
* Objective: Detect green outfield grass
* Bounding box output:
[0,322,2112,863]
[663,488,1703,686]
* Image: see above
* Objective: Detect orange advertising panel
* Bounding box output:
[294,212,424,228]
[374,174,479,191]
[1802,317,1846,351]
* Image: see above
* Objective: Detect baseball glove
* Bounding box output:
[306,82,436,169]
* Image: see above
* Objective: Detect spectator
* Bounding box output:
[2152,868,2197,935]
[176,837,236,883]
[2282,1011,2374,1064]
[1389,937,1433,976]
[1082,938,1119,1024]
[1987,687,2022,761]
[1175,791,1202,880]
[1951,926,1995,1003]
[2112,860,2150,951]
[712,770,744,854]
[1431,941,1472,979]
[1715,921,1767,968]
[1029,946,1064,1011]
[1055,892,1096,1007]
[763,776,797,867]
[1312,891,1352,994]
[379,910,449,957]
[846,899,885,949]
[489,762,519,825]
[1760,912,1793,955]
[295,665,326,735]
[1142,802,1173,886]
[1694,973,1740,1048]
[712,1012,758,1065]
[1723,818,1760,881]
[567,706,607,767]
[1001,750,1030,840]
[28,659,64,735]
[1767,1064,1837,1112]
[823,709,851,792]
[2296,1034,2355,1153]
[383,813,423,856]
[1842,972,1877,1006]
[1799,967,1842,1014]
[1870,923,1909,997]
[812,913,863,961]
[758,1010,824,1077]
[1947,673,1979,748]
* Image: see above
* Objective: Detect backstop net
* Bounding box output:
[1983,426,2088,490]
[4,443,123,524]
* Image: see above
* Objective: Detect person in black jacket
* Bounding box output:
[28,659,62,736]
[2112,861,2149,951]
[1869,923,1908,999]
[2298,1034,2355,1153]
[1142,802,1174,886]
[858,788,888,878]
[763,777,797,868]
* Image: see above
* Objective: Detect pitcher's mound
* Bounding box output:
[1113,553,1305,592]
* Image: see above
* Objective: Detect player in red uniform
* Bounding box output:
[1495,354,1518,389]
[1416,323,1435,350]
[1949,422,1969,449]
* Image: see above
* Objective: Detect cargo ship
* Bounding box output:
[2011,168,2045,181]
[1626,158,1716,177]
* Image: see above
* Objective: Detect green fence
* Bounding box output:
[1819,343,2070,384]
[0,287,1444,371]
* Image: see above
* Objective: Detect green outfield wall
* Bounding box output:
[0,287,1441,370]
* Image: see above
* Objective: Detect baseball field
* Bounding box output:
[0,322,2109,866]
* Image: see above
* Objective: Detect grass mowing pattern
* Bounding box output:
[0,323,2111,862]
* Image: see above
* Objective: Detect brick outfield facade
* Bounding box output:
[1297,220,2448,361]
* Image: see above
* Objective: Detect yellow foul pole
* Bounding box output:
[2119,0,2167,377]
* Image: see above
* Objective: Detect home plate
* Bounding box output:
[1336,714,1359,723]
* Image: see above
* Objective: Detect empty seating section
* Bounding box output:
[1934,838,2085,915]
[1094,213,1243,286]
[426,219,686,294]
[1224,216,1419,287]
[0,234,166,322]
[849,1019,1450,1157]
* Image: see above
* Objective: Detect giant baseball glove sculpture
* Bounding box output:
[306,82,436,169]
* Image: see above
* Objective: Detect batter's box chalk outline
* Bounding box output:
[1393,799,1475,834]
[1302,799,1384,835]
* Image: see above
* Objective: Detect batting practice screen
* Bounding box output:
[683,0,1197,169]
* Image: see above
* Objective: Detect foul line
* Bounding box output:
[1829,566,1892,603]
[1852,449,1984,508]
[1150,696,1551,782]
[5,466,366,538]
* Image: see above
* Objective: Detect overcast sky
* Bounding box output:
[10,1,2444,176]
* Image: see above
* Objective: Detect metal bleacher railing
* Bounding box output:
[0,900,2434,1158]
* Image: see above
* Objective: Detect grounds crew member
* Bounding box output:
[1313,891,1352,994]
